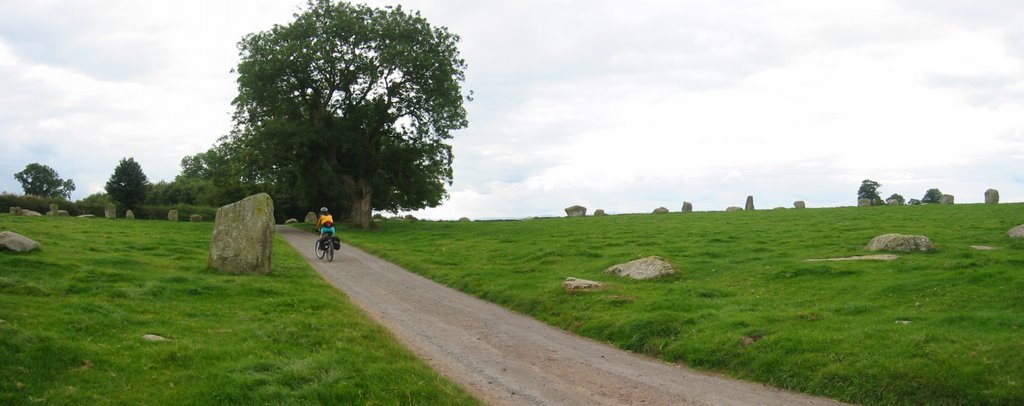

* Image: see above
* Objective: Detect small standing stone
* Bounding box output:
[190,214,203,222]
[104,203,116,219]
[652,207,669,214]
[304,212,317,224]
[9,207,21,215]
[794,201,806,209]
[564,205,587,217]
[209,193,275,274]
[168,210,179,222]
[125,210,135,220]
[857,198,871,207]
[985,189,999,205]
[745,196,755,211]
[726,206,743,212]
[681,202,693,213]
[939,194,954,205]
[593,209,607,216]
[48,204,58,216]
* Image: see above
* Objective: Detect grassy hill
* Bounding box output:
[340,203,1024,405]
[0,215,479,405]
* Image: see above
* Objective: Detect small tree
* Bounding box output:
[105,158,150,209]
[857,179,881,203]
[886,193,905,205]
[922,188,943,204]
[14,163,76,199]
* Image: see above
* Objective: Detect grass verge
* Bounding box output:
[339,204,1024,405]
[0,214,479,405]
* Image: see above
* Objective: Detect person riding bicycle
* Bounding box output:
[315,207,338,249]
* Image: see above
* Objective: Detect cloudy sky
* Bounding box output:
[2,0,1023,219]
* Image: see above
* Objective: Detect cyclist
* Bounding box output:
[315,207,337,249]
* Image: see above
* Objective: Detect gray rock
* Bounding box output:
[865,234,935,252]
[304,212,317,224]
[56,210,69,216]
[209,193,275,274]
[593,209,607,216]
[562,277,604,291]
[104,203,116,219]
[652,207,669,214]
[285,218,298,224]
[190,214,203,222]
[125,210,135,220]
[604,256,676,280]
[985,189,999,204]
[565,205,587,217]
[681,202,693,213]
[168,210,178,222]
[857,198,872,207]
[939,194,954,205]
[458,217,471,222]
[48,204,58,216]
[0,231,41,252]
[745,196,755,211]
[9,207,21,215]
[794,201,806,209]
[77,214,96,218]
[886,198,903,206]
[1008,225,1024,238]
[142,334,170,342]
[725,206,743,212]
[21,210,42,216]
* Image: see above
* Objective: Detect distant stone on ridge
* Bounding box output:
[745,196,755,211]
[209,193,275,274]
[565,205,587,217]
[104,203,116,219]
[458,217,471,222]
[1008,225,1024,239]
[652,207,669,214]
[865,234,935,252]
[939,194,954,205]
[985,189,999,204]
[593,209,607,216]
[562,277,604,291]
[304,212,317,224]
[681,202,693,213]
[168,210,178,222]
[857,198,871,207]
[794,201,805,209]
[0,231,41,252]
[604,256,676,280]
[726,206,743,212]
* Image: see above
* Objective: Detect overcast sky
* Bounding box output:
[2,0,1023,219]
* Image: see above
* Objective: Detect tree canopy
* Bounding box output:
[227,0,469,228]
[857,179,881,203]
[105,158,150,209]
[922,188,943,204]
[14,163,76,199]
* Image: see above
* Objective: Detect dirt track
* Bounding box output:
[279,226,844,405]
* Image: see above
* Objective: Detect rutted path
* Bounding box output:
[278,226,844,405]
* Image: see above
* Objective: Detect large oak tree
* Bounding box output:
[229,0,469,228]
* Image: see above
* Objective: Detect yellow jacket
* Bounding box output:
[316,214,334,229]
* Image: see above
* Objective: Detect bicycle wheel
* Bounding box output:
[314,239,326,259]
[327,244,334,261]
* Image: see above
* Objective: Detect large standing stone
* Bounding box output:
[125,210,135,220]
[939,194,954,205]
[0,231,41,252]
[593,209,607,216]
[745,196,755,211]
[681,202,693,213]
[209,193,275,274]
[604,256,676,280]
[565,205,587,217]
[794,201,806,209]
[857,198,871,207]
[1008,225,1024,238]
[985,189,999,204]
[865,234,935,252]
[104,203,116,219]
[168,210,179,222]
[190,214,203,222]
[48,204,58,216]
[652,207,669,214]
[304,212,317,224]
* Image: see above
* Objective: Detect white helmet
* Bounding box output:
[320,207,329,213]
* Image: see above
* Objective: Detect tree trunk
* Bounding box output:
[342,176,374,229]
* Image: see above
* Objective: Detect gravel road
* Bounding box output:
[279,226,845,405]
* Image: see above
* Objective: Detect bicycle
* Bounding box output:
[314,232,335,261]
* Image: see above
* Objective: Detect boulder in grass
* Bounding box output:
[562,277,604,291]
[865,234,935,252]
[48,204,58,216]
[565,205,587,217]
[726,206,743,212]
[1008,225,1024,239]
[652,207,669,214]
[604,256,676,280]
[284,218,298,224]
[593,209,607,216]
[56,210,69,216]
[125,210,135,220]
[0,231,41,252]
[209,193,275,274]
[22,210,42,216]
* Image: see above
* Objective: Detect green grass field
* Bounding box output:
[0,215,479,405]
[340,204,1024,405]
